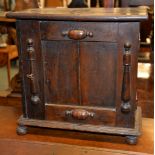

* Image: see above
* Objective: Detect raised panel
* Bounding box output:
[80,42,117,108]
[42,40,79,105]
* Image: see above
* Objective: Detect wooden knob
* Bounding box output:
[62,30,93,40]
[66,109,94,120]
[68,30,86,40]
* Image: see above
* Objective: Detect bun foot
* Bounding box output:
[16,125,28,135]
[125,136,138,145]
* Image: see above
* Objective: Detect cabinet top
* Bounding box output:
[6,8,148,21]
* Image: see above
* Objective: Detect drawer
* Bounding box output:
[45,104,116,126]
[40,21,118,42]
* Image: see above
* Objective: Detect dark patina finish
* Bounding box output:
[7,8,147,144]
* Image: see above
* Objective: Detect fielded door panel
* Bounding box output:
[42,40,79,105]
[80,42,117,108]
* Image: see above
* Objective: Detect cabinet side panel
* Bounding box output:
[16,20,27,117]
[17,20,45,119]
[116,22,140,128]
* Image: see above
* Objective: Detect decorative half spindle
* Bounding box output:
[121,42,132,113]
[26,38,40,105]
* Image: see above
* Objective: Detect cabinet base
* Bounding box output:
[17,107,142,144]
[16,124,28,135]
[125,136,138,145]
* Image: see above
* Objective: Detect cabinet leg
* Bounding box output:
[125,136,138,145]
[16,124,28,135]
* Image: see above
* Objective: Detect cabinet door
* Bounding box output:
[43,40,117,126]
[42,41,118,109]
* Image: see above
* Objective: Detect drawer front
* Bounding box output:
[40,21,118,42]
[45,104,116,126]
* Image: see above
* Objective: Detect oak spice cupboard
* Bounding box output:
[7,8,148,144]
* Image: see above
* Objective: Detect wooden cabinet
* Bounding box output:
[7,8,147,144]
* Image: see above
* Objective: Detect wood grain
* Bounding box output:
[45,104,116,126]
[80,42,117,107]
[0,139,152,155]
[6,8,148,21]
[18,107,141,136]
[40,21,118,42]
[8,8,148,144]
[116,22,140,128]
[16,20,45,119]
[42,40,79,105]
[0,106,153,154]
[120,0,154,7]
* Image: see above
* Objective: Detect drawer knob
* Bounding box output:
[62,30,93,40]
[65,109,95,120]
